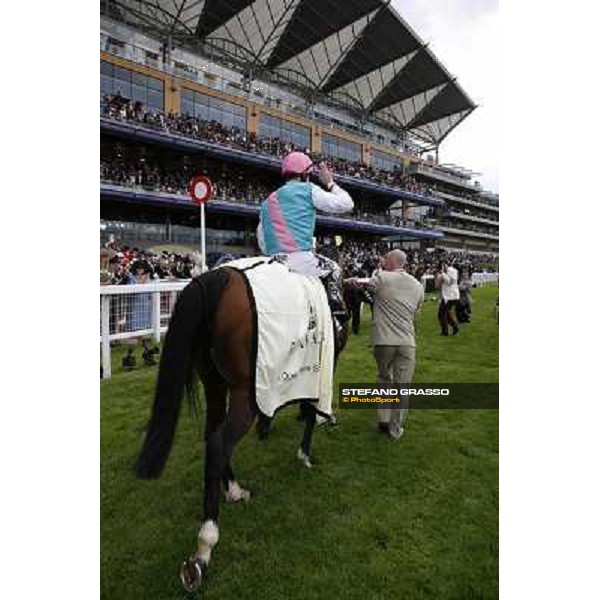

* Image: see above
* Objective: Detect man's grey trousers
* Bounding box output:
[373,345,416,435]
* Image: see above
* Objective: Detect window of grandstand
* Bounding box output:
[160,225,247,247]
[100,60,164,110]
[101,220,168,244]
[106,36,125,56]
[174,61,198,80]
[227,81,244,93]
[371,149,400,172]
[321,133,361,162]
[202,72,219,89]
[180,89,247,130]
[144,50,159,68]
[258,113,310,149]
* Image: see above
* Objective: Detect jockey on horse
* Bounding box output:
[256,151,354,325]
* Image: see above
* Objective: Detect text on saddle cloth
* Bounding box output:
[221,257,335,418]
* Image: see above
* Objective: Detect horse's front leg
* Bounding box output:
[297,401,316,468]
[255,412,272,440]
[220,383,255,503]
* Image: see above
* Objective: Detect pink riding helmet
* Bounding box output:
[281,151,314,176]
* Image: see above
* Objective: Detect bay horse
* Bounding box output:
[135,265,348,591]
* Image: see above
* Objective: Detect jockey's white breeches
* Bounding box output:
[273,251,328,277]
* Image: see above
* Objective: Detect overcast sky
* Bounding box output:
[392,0,499,193]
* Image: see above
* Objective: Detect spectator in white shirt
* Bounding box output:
[436,261,460,336]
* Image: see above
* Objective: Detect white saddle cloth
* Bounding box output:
[222,257,334,418]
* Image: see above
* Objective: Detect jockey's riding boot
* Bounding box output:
[362,289,374,305]
[321,271,350,325]
[315,253,349,325]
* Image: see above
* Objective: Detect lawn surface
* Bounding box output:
[101,285,499,599]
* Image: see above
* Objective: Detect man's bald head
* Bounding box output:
[384,250,407,271]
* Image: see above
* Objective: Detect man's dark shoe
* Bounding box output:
[378,422,389,434]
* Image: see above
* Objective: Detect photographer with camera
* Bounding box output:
[436,261,460,336]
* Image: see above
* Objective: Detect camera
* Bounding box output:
[142,339,160,366]
[122,348,136,370]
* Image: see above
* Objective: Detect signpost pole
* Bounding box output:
[200,202,207,273]
[189,175,213,274]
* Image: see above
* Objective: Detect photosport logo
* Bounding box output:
[338,384,499,409]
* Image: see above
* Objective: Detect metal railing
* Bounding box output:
[100,280,189,379]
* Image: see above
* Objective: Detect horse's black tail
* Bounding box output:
[135,269,230,479]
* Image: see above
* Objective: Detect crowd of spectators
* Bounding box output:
[101,94,496,243]
[101,153,270,205]
[338,241,499,280]
[100,148,434,229]
[100,241,203,285]
[101,234,498,286]
[101,94,501,221]
[102,94,435,197]
[100,234,498,285]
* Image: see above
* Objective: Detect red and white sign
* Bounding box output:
[189,175,213,205]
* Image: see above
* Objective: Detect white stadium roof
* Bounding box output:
[103,0,477,145]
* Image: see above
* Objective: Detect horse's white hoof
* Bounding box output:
[225,481,251,503]
[297,448,313,469]
[225,488,251,503]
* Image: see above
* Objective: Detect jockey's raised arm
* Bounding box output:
[310,179,353,213]
[310,162,353,214]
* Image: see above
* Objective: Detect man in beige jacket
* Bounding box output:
[348,249,424,439]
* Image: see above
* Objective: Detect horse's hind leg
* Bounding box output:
[192,382,255,574]
[180,373,227,592]
[222,382,256,503]
[297,401,317,468]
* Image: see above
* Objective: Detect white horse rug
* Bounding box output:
[223,257,335,419]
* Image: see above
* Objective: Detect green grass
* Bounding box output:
[101,285,499,599]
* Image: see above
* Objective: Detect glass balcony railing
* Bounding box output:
[448,211,499,226]
[438,224,499,240]
[433,190,499,211]
[409,163,477,189]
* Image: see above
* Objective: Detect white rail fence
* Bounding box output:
[100,272,498,379]
[100,281,190,379]
[471,272,499,286]
[420,271,498,292]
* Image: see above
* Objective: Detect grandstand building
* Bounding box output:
[100,0,499,258]
[407,163,499,254]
